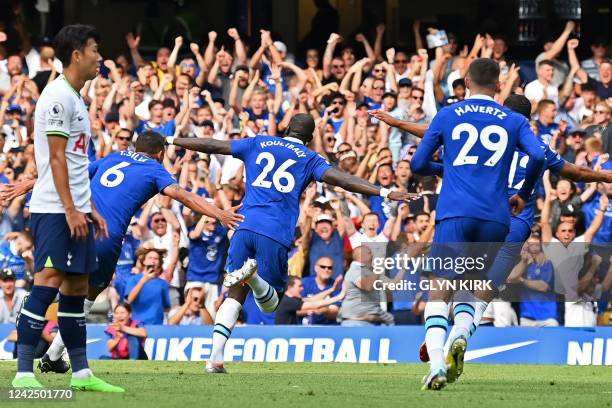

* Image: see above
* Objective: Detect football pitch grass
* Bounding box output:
[1,361,610,407]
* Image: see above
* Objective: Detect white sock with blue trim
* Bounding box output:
[247,274,279,313]
[424,301,450,370]
[210,298,241,364]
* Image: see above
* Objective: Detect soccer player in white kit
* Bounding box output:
[12,25,123,392]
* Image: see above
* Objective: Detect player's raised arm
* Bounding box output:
[559,155,612,183]
[368,109,428,138]
[170,137,232,155]
[321,167,416,201]
[162,183,244,229]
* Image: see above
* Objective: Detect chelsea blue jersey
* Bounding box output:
[230,135,332,247]
[89,151,177,239]
[508,142,565,227]
[411,95,545,228]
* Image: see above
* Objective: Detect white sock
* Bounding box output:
[210,298,242,364]
[48,298,96,361]
[72,368,93,380]
[471,300,488,335]
[15,372,35,379]
[247,274,279,313]
[424,301,450,370]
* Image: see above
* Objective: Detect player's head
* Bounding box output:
[54,24,101,80]
[466,58,500,95]
[284,113,316,144]
[135,131,166,162]
[503,94,532,120]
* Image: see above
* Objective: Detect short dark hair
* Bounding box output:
[287,275,301,288]
[148,99,163,111]
[538,59,555,69]
[504,94,532,120]
[415,211,430,220]
[580,82,597,93]
[467,58,500,90]
[135,131,166,155]
[452,78,466,89]
[115,302,132,314]
[54,24,100,66]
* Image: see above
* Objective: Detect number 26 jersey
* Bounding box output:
[231,135,332,248]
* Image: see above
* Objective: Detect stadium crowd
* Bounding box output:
[0,6,611,359]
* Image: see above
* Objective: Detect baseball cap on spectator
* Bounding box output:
[201,120,214,129]
[6,105,22,115]
[105,111,120,124]
[398,78,412,88]
[273,41,287,54]
[0,268,16,280]
[315,214,334,224]
[569,128,586,136]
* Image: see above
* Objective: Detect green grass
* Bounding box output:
[1,361,611,408]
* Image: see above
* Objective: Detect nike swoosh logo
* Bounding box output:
[464,340,538,361]
[86,338,101,344]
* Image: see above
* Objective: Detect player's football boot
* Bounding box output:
[205,362,228,374]
[12,376,44,388]
[421,365,447,391]
[223,258,257,288]
[419,341,430,362]
[446,335,467,383]
[70,376,125,392]
[38,353,71,374]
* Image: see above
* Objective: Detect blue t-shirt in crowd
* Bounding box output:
[230,135,332,248]
[536,120,559,147]
[124,274,170,325]
[0,241,27,280]
[519,261,557,321]
[582,193,612,244]
[187,223,229,283]
[308,231,344,278]
[135,119,176,137]
[302,276,341,325]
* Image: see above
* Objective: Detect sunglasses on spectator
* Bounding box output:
[317,264,333,270]
[116,136,130,141]
[152,218,166,223]
[332,64,345,69]
[374,68,387,73]
[181,63,197,68]
[411,94,424,100]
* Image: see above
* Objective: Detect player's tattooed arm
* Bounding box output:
[368,110,428,138]
[321,168,418,201]
[172,137,232,155]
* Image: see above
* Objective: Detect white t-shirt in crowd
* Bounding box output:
[524,79,559,106]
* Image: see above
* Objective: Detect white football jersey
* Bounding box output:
[30,75,92,214]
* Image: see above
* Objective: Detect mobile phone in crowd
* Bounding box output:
[426,30,449,49]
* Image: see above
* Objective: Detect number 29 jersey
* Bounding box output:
[416,95,545,228]
[89,151,176,239]
[231,135,332,248]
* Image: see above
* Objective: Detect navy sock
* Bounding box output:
[17,285,58,373]
[58,294,89,372]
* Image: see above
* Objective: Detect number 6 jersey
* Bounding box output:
[411,94,545,228]
[30,75,93,214]
[231,135,332,248]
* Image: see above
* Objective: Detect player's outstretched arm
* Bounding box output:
[321,168,417,201]
[559,162,612,184]
[170,137,232,155]
[162,183,244,230]
[368,109,428,138]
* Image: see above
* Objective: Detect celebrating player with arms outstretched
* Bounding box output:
[11,25,123,392]
[408,58,546,390]
[3,131,243,374]
[371,93,612,387]
[170,113,415,373]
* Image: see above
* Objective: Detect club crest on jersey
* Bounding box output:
[48,102,64,119]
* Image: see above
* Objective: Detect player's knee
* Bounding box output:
[60,275,89,296]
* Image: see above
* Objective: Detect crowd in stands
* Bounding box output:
[0,4,611,360]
